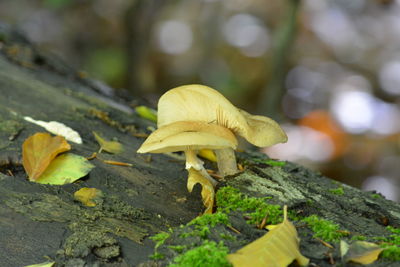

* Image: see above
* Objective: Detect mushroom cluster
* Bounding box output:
[137,84,287,213]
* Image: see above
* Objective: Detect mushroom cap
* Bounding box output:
[137,121,238,154]
[237,109,288,147]
[157,84,287,147]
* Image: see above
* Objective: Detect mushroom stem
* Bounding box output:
[185,150,217,187]
[215,148,238,176]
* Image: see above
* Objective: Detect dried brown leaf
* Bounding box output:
[22,132,71,180]
[93,131,123,154]
[341,240,384,265]
[227,206,309,267]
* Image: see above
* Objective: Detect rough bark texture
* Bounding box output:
[0,24,399,267]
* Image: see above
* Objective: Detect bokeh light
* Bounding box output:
[156,20,193,55]
[362,175,399,202]
[330,90,375,134]
[264,124,334,163]
[223,13,270,57]
[379,61,400,95]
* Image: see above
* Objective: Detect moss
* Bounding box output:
[188,212,230,228]
[0,33,6,42]
[371,193,382,199]
[247,158,286,167]
[168,241,231,267]
[219,233,236,241]
[216,186,281,225]
[181,212,230,239]
[150,252,165,260]
[302,215,349,242]
[379,226,400,261]
[351,235,367,241]
[151,232,171,249]
[168,245,187,253]
[328,187,344,196]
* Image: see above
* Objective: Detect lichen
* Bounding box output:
[168,240,231,267]
[229,168,305,204]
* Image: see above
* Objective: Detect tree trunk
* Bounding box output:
[0,24,399,267]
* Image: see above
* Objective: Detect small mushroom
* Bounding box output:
[137,121,238,186]
[157,84,287,176]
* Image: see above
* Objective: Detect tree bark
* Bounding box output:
[0,24,399,267]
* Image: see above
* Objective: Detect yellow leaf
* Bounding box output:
[36,153,95,185]
[198,149,217,162]
[227,206,309,267]
[135,105,157,122]
[187,168,215,214]
[74,187,103,207]
[22,132,71,181]
[24,262,55,267]
[341,240,384,265]
[93,131,123,154]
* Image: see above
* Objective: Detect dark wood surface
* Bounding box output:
[0,24,399,267]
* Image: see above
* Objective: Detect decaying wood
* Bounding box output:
[0,24,399,267]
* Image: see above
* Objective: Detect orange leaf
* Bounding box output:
[22,132,71,180]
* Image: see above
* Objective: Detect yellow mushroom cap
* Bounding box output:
[157,84,287,147]
[237,109,288,147]
[137,121,238,154]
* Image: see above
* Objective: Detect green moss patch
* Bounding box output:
[379,226,400,261]
[328,187,344,196]
[168,241,231,267]
[149,184,400,266]
[151,232,171,249]
[182,212,230,238]
[302,215,349,243]
[216,186,281,225]
[251,158,286,167]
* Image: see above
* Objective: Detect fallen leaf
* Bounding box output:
[23,132,71,181]
[341,240,384,265]
[74,187,103,207]
[135,105,157,122]
[24,262,55,267]
[198,149,217,162]
[187,168,215,214]
[340,240,350,258]
[93,131,123,154]
[36,153,95,185]
[227,206,309,267]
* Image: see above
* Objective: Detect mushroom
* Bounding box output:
[156,84,288,176]
[137,120,238,187]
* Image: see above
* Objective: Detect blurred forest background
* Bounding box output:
[1,0,399,201]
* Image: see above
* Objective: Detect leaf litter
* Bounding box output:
[227,206,309,267]
[22,132,94,184]
[22,132,71,181]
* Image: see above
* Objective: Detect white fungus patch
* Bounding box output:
[24,116,83,144]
